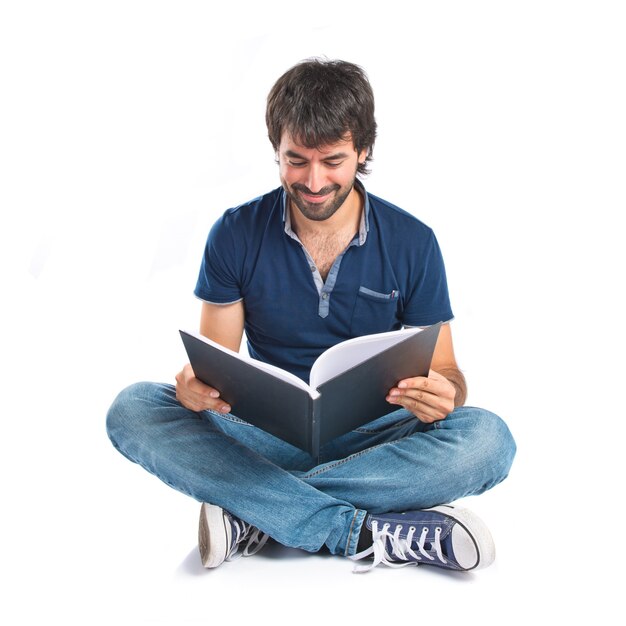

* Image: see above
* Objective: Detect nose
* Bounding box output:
[304,163,326,193]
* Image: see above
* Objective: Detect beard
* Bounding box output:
[283,178,356,222]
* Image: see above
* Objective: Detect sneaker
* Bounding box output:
[198,503,269,568]
[351,504,495,573]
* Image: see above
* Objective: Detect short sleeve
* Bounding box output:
[401,230,453,327]
[194,212,243,304]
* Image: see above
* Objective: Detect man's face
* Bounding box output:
[278,132,367,222]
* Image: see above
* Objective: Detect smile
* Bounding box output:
[300,191,332,204]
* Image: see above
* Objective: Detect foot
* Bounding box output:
[351,504,495,573]
[198,503,269,568]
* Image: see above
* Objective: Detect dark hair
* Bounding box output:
[266,58,377,175]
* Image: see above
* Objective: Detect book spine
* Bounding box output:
[310,397,321,459]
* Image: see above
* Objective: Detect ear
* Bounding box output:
[357,148,368,164]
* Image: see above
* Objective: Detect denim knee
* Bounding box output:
[105,381,172,453]
[459,406,516,486]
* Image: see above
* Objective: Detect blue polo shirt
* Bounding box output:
[194,183,453,383]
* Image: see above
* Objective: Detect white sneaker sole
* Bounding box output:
[427,505,496,570]
[198,503,231,568]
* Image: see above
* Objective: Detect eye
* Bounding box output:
[324,161,343,168]
[287,160,307,168]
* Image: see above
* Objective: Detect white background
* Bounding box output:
[1,1,624,624]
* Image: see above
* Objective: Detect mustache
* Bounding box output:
[291,183,340,196]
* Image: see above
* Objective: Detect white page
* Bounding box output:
[183,330,315,395]
[247,354,319,397]
[309,327,423,389]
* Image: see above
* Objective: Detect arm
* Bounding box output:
[199,300,245,350]
[387,323,467,423]
[175,301,245,413]
[429,322,467,407]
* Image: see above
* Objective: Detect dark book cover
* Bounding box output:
[180,322,442,456]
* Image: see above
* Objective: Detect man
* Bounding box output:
[107,58,516,573]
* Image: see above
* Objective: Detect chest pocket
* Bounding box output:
[350,286,401,335]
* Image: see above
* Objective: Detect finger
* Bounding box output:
[402,387,453,414]
[175,367,230,413]
[396,375,452,398]
[396,375,429,390]
[178,391,231,414]
[389,397,448,423]
[187,376,220,398]
[389,383,452,407]
[387,389,439,411]
[180,364,221,398]
[388,388,434,405]
[387,390,452,422]
[189,386,231,413]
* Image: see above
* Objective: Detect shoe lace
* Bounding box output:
[226,518,270,561]
[351,521,447,573]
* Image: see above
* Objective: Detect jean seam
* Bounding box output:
[345,509,361,556]
[353,420,415,434]
[206,410,252,426]
[303,438,402,479]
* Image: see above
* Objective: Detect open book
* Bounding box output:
[180,322,442,456]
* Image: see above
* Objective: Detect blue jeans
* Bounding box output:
[106,382,516,557]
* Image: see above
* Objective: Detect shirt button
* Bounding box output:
[310,266,316,272]
[321,293,329,300]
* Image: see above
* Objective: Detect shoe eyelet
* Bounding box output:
[409,526,416,532]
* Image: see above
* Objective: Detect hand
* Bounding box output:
[175,363,231,413]
[387,369,456,423]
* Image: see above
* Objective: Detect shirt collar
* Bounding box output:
[282,179,370,245]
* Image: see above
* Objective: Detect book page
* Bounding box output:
[309,327,423,389]
[182,330,316,396]
[249,354,320,398]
